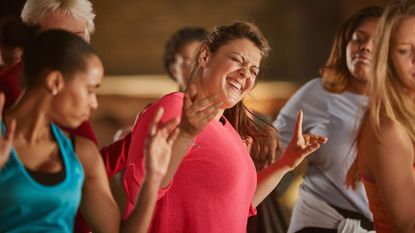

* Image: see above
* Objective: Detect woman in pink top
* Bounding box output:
[347,1,415,232]
[121,21,327,233]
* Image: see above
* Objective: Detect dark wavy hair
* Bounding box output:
[22,29,97,88]
[189,21,278,169]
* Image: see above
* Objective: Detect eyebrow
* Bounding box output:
[230,52,259,69]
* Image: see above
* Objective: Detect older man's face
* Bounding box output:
[38,10,89,42]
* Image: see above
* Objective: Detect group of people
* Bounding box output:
[0,0,414,233]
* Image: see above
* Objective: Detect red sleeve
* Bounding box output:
[0,62,22,110]
[122,92,183,217]
[100,132,132,177]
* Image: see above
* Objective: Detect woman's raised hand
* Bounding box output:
[280,110,327,169]
[0,93,15,170]
[144,107,180,179]
[179,84,223,138]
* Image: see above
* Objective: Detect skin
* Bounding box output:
[0,54,179,233]
[357,16,415,233]
[171,40,201,90]
[159,38,327,209]
[345,17,379,95]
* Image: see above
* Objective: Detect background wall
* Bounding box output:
[90,0,388,83]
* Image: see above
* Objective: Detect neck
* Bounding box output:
[345,78,368,95]
[5,89,53,145]
[191,73,225,121]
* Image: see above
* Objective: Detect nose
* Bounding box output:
[359,39,373,53]
[238,67,250,79]
[90,94,98,110]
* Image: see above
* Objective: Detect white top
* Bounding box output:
[274,78,372,220]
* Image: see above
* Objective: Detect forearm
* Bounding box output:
[253,159,292,207]
[160,132,194,188]
[121,174,162,233]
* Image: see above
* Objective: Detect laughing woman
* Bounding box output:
[112,21,327,233]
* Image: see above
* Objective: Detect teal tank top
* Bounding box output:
[0,123,84,233]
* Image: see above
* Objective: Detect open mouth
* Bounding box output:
[227,77,242,92]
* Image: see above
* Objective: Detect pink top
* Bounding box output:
[122,92,257,233]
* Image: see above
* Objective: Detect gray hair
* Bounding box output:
[21,0,95,41]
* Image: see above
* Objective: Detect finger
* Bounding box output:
[183,93,193,114]
[149,107,164,136]
[186,84,198,101]
[167,128,180,145]
[195,107,222,125]
[159,117,180,136]
[191,100,223,121]
[5,118,16,144]
[303,143,321,155]
[294,110,303,139]
[305,134,328,144]
[187,96,219,117]
[196,109,221,127]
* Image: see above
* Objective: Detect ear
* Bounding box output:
[198,46,210,68]
[45,71,65,95]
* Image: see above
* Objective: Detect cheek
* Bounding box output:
[346,43,355,66]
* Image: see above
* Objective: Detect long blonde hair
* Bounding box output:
[346,0,415,188]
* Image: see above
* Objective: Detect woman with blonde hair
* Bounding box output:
[346,1,415,232]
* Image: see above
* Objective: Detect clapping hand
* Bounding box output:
[179,84,223,138]
[144,107,180,179]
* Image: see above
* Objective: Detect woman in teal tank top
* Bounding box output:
[0,30,180,233]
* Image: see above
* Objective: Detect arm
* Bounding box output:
[77,137,121,233]
[0,93,15,170]
[253,111,327,207]
[78,108,180,233]
[121,107,179,233]
[363,120,415,233]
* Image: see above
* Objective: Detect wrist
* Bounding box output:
[144,172,164,186]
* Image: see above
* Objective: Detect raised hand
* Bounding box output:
[280,110,327,169]
[179,84,223,138]
[144,107,180,180]
[0,93,16,170]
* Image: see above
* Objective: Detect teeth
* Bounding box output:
[227,78,242,90]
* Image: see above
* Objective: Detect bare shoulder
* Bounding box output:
[363,116,413,164]
[73,136,101,172]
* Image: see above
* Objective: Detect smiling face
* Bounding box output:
[346,17,379,84]
[50,54,103,128]
[198,38,261,109]
[390,16,415,97]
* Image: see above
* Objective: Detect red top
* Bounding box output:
[0,61,97,232]
[121,92,257,233]
[0,62,22,110]
[362,178,393,233]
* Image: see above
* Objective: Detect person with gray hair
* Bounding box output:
[20,0,95,41]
